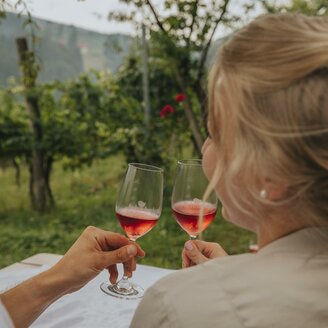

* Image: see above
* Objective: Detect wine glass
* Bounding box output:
[100,163,163,299]
[171,159,218,240]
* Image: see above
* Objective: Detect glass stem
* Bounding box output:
[190,235,198,240]
[115,237,135,292]
[116,275,132,292]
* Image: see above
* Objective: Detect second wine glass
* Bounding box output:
[100,163,163,299]
[171,159,217,240]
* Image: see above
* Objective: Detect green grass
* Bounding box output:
[0,155,255,269]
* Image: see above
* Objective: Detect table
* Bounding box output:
[0,253,63,273]
[0,253,174,328]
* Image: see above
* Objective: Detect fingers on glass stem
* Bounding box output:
[108,265,118,284]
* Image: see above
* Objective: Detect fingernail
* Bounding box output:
[184,241,193,251]
[127,245,136,256]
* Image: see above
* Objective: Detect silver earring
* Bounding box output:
[260,189,267,199]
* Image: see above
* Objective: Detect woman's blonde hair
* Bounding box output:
[207,13,328,223]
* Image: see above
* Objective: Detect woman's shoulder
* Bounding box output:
[132,254,252,328]
[153,252,255,296]
[132,228,328,327]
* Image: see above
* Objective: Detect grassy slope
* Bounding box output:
[0,156,255,269]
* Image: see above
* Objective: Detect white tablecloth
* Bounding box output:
[0,264,174,328]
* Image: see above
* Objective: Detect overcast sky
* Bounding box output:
[5,0,287,37]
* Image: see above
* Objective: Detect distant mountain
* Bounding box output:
[0,12,134,84]
[0,12,226,86]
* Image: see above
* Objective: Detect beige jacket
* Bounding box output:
[131,227,328,327]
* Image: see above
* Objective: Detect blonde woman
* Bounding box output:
[131,13,328,327]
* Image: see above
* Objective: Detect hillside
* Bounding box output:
[0,12,134,84]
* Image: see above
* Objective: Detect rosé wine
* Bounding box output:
[172,200,217,237]
[116,208,159,241]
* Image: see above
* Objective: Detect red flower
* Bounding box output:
[160,104,175,117]
[174,93,186,103]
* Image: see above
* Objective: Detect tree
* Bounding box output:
[0,68,176,209]
[109,0,245,155]
[115,53,192,167]
[0,86,30,187]
[16,37,47,211]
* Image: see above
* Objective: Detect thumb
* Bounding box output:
[184,241,208,265]
[102,245,137,267]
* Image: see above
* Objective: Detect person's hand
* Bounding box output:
[0,227,145,328]
[50,226,145,294]
[182,240,228,268]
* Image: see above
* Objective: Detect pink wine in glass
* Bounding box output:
[172,200,217,237]
[116,208,159,241]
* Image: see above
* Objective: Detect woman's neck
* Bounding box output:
[256,217,323,249]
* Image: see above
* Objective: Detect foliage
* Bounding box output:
[115,54,192,168]
[0,64,193,207]
[109,0,256,154]
[1,72,129,163]
[0,86,30,160]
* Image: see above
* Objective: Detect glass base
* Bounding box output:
[100,281,144,300]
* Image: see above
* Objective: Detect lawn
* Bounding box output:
[0,155,255,269]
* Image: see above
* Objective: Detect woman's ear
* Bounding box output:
[262,178,288,201]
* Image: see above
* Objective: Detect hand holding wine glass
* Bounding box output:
[182,240,228,268]
[172,159,218,240]
[100,163,163,299]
